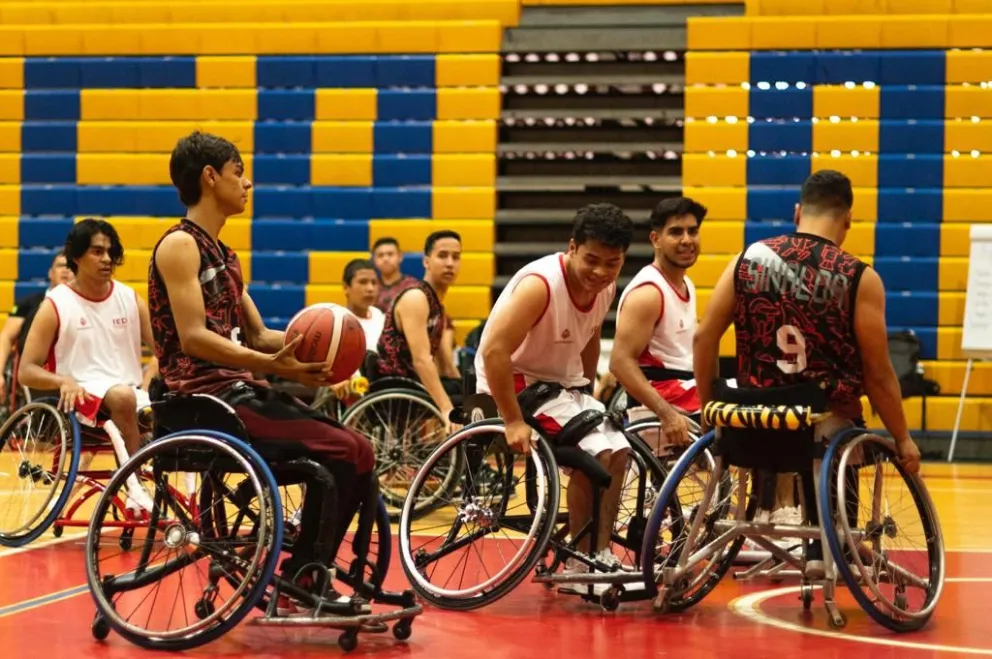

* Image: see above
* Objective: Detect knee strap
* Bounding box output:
[553,409,606,448]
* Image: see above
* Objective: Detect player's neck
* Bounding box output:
[655,257,687,288]
[424,275,447,301]
[185,204,227,241]
[71,274,111,300]
[381,270,402,286]
[795,217,842,245]
[348,302,370,319]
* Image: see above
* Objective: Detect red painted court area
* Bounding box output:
[1,535,989,659]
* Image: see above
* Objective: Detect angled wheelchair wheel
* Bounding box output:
[85,430,283,650]
[0,400,79,547]
[641,430,745,612]
[342,389,460,520]
[398,421,560,610]
[820,430,945,633]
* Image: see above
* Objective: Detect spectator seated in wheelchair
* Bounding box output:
[18,220,160,514]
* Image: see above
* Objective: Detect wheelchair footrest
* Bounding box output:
[249,604,423,629]
[533,571,645,585]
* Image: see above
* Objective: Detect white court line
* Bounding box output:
[0,531,87,559]
[730,578,992,655]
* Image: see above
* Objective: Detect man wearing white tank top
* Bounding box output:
[475,204,634,591]
[19,219,158,512]
[611,197,706,449]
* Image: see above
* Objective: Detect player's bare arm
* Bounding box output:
[395,289,453,415]
[693,255,737,413]
[435,325,460,379]
[155,231,321,382]
[240,289,285,354]
[17,300,83,412]
[581,324,602,387]
[611,285,689,442]
[854,267,921,473]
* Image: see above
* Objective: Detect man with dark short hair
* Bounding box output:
[371,237,418,313]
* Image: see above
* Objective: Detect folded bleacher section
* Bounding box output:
[0,0,515,344]
[684,2,992,432]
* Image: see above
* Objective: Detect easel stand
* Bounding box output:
[948,358,976,462]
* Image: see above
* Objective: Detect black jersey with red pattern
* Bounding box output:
[148,219,265,395]
[375,280,445,379]
[733,232,868,419]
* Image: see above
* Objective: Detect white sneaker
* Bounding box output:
[595,548,637,572]
[125,483,155,515]
[558,556,609,596]
[769,506,803,548]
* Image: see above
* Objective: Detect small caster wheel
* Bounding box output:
[119,531,133,551]
[194,599,215,620]
[600,585,621,612]
[338,630,358,652]
[800,584,813,611]
[91,615,110,641]
[393,621,412,641]
[52,526,63,538]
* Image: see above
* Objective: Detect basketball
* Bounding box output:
[284,303,366,385]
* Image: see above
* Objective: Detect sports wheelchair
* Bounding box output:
[84,390,422,651]
[397,381,677,612]
[0,396,170,549]
[640,381,944,632]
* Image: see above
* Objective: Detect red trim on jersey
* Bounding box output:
[620,281,665,326]
[67,281,115,303]
[653,264,690,303]
[516,273,551,328]
[558,254,594,313]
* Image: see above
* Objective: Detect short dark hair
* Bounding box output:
[64,219,124,274]
[800,170,853,217]
[649,196,707,230]
[169,131,243,207]
[425,230,461,256]
[52,250,66,264]
[372,237,400,253]
[571,203,634,251]
[343,258,376,286]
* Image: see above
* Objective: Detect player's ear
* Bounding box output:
[567,238,577,255]
[202,165,217,190]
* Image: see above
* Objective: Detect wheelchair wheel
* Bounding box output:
[640,430,744,612]
[820,430,945,633]
[342,389,460,519]
[85,430,283,650]
[0,401,79,547]
[605,385,627,417]
[398,421,560,610]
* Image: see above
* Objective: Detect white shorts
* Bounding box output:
[531,388,629,457]
[75,384,151,428]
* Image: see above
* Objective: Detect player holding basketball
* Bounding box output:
[476,203,635,589]
[375,230,463,428]
[149,131,375,612]
[18,219,158,511]
[694,170,922,575]
[610,197,706,448]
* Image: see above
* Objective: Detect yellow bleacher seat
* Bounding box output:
[432,120,497,154]
[938,258,969,292]
[684,87,748,119]
[77,121,255,153]
[944,154,992,187]
[309,251,372,285]
[812,119,879,153]
[305,285,347,307]
[812,86,879,120]
[0,282,14,311]
[946,86,992,119]
[851,186,877,222]
[315,90,378,121]
[939,292,966,326]
[948,15,992,48]
[368,219,495,253]
[751,17,817,50]
[685,255,732,289]
[816,16,884,49]
[312,122,374,153]
[943,189,992,221]
[443,285,491,319]
[686,17,751,51]
[76,153,254,186]
[843,223,875,256]
[310,154,373,187]
[811,154,877,187]
[945,119,992,153]
[719,325,735,357]
[452,318,480,346]
[945,49,992,84]
[436,88,501,121]
[926,396,992,431]
[0,122,21,152]
[880,16,949,48]
[925,361,992,396]
[432,187,494,220]
[699,221,744,254]
[940,223,971,256]
[0,91,23,121]
[684,52,749,85]
[435,54,500,87]
[80,90,257,121]
[696,287,712,312]
[749,0,826,14]
[0,58,22,89]
[0,185,18,215]
[938,327,964,360]
[0,217,17,249]
[220,218,251,251]
[682,154,745,187]
[681,186,746,221]
[0,248,17,280]
[0,154,18,185]
[432,154,497,187]
[196,56,257,88]
[684,120,748,153]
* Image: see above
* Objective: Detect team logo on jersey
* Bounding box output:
[113,317,128,326]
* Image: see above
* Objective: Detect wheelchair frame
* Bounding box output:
[85,392,422,652]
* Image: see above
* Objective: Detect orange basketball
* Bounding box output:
[284,303,367,385]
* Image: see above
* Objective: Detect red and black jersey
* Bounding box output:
[148,219,265,395]
[733,232,868,419]
[375,280,445,379]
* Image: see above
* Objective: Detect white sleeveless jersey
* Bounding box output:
[45,281,143,399]
[475,253,615,392]
[617,264,696,372]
